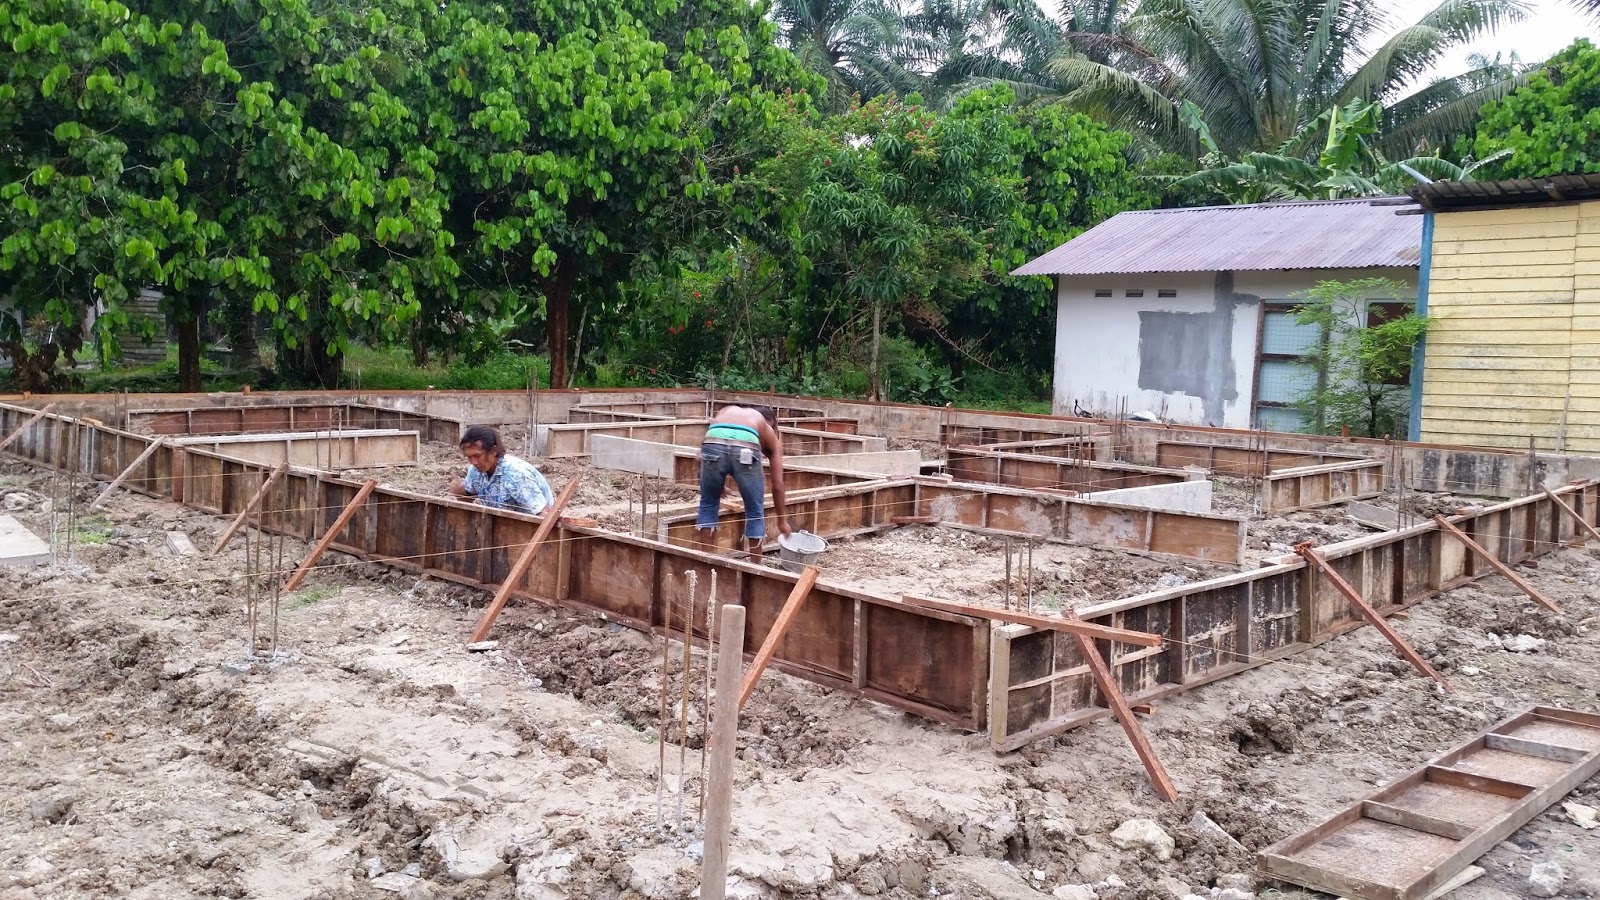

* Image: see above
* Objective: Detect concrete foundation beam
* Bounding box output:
[1085,480,1214,514]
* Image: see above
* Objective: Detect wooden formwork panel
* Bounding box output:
[863,600,987,729]
[744,577,857,685]
[1154,441,1365,476]
[540,419,884,458]
[1262,460,1386,512]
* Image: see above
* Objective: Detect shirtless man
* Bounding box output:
[696,405,791,562]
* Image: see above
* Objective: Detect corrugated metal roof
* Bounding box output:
[1409,173,1600,212]
[1011,198,1422,277]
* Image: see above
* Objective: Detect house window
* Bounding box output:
[1094,288,1112,298]
[1158,289,1177,298]
[1125,289,1145,298]
[1253,303,1323,432]
[1365,300,1415,386]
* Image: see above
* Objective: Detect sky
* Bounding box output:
[1388,0,1599,76]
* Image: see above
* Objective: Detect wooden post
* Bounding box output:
[1294,541,1453,691]
[467,478,581,643]
[1065,611,1179,803]
[1433,516,1562,615]
[1543,487,1600,546]
[89,437,167,511]
[283,479,379,592]
[701,603,747,900]
[737,566,820,709]
[0,403,57,453]
[211,461,290,554]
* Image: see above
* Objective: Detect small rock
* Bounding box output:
[290,800,321,832]
[1051,886,1095,900]
[0,633,18,643]
[465,641,500,652]
[364,857,388,879]
[403,862,423,878]
[1110,818,1174,860]
[160,660,196,680]
[1530,860,1565,898]
[370,872,419,893]
[3,493,31,512]
[1216,874,1255,893]
[1153,875,1193,899]
[300,779,317,795]
[1217,890,1256,900]
[16,856,54,887]
[46,713,80,729]
[29,797,73,824]
[1191,812,1247,852]
[398,882,436,900]
[1461,666,1483,676]
[390,634,411,647]
[1564,801,1599,829]
[1504,635,1548,653]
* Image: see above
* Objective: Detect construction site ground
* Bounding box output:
[3,441,1600,900]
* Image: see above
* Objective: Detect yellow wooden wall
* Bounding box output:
[1421,201,1600,453]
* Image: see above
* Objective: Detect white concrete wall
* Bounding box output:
[1051,267,1418,430]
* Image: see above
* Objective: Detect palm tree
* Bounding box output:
[772,0,914,109]
[1034,0,1530,156]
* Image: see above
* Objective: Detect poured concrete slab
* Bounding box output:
[0,516,50,567]
[799,450,922,477]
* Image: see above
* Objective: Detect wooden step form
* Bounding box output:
[1260,706,1600,900]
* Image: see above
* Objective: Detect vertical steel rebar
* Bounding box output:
[698,570,717,819]
[677,571,696,832]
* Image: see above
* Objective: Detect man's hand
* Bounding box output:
[448,475,468,497]
[778,518,793,537]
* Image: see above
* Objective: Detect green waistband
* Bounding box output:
[706,423,760,442]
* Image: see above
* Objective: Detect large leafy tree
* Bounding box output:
[1024,0,1528,157]
[1461,39,1600,179]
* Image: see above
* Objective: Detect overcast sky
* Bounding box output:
[1387,0,1599,76]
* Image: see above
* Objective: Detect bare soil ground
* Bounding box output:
[5,452,1599,900]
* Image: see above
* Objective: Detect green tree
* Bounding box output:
[1291,277,1430,438]
[1173,100,1509,203]
[1461,39,1600,179]
[1029,0,1527,157]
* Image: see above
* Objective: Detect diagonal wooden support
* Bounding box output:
[1543,487,1600,547]
[737,566,820,709]
[1294,541,1453,692]
[284,479,380,593]
[1433,515,1563,615]
[904,594,1163,647]
[212,462,291,554]
[0,404,57,453]
[1065,610,1178,802]
[467,478,580,643]
[89,437,167,511]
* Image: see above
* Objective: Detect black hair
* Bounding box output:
[459,424,501,452]
[748,405,777,427]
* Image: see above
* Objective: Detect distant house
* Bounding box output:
[1409,173,1600,451]
[1013,199,1422,431]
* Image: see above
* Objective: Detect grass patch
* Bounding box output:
[287,584,341,609]
[60,514,113,545]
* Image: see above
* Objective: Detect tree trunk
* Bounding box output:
[177,314,202,392]
[279,330,344,388]
[868,298,883,402]
[543,262,576,389]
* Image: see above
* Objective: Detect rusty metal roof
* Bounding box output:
[1409,172,1600,212]
[1011,198,1422,277]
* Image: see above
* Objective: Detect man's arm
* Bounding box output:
[760,421,791,536]
[449,468,476,498]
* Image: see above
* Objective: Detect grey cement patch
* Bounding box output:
[1135,273,1253,426]
[0,515,51,567]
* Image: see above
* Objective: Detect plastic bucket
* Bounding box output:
[776,530,828,573]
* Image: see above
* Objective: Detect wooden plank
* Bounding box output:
[89,436,167,510]
[0,404,56,453]
[467,478,581,643]
[737,566,820,709]
[903,594,1163,647]
[1433,516,1562,614]
[1294,542,1452,691]
[1065,611,1178,803]
[210,461,291,554]
[283,479,379,592]
[1484,732,1587,763]
[1359,801,1475,841]
[1542,487,1600,544]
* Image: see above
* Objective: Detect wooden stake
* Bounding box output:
[903,594,1163,647]
[211,461,291,554]
[0,403,57,453]
[283,479,380,593]
[89,437,167,511]
[1433,515,1562,615]
[737,566,820,709]
[1294,541,1453,691]
[700,603,747,900]
[1542,487,1600,546]
[1065,610,1178,802]
[466,478,580,642]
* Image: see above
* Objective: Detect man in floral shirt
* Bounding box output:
[448,425,556,515]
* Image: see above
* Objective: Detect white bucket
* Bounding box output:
[776,530,827,573]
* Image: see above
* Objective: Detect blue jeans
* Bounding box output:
[697,442,766,540]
